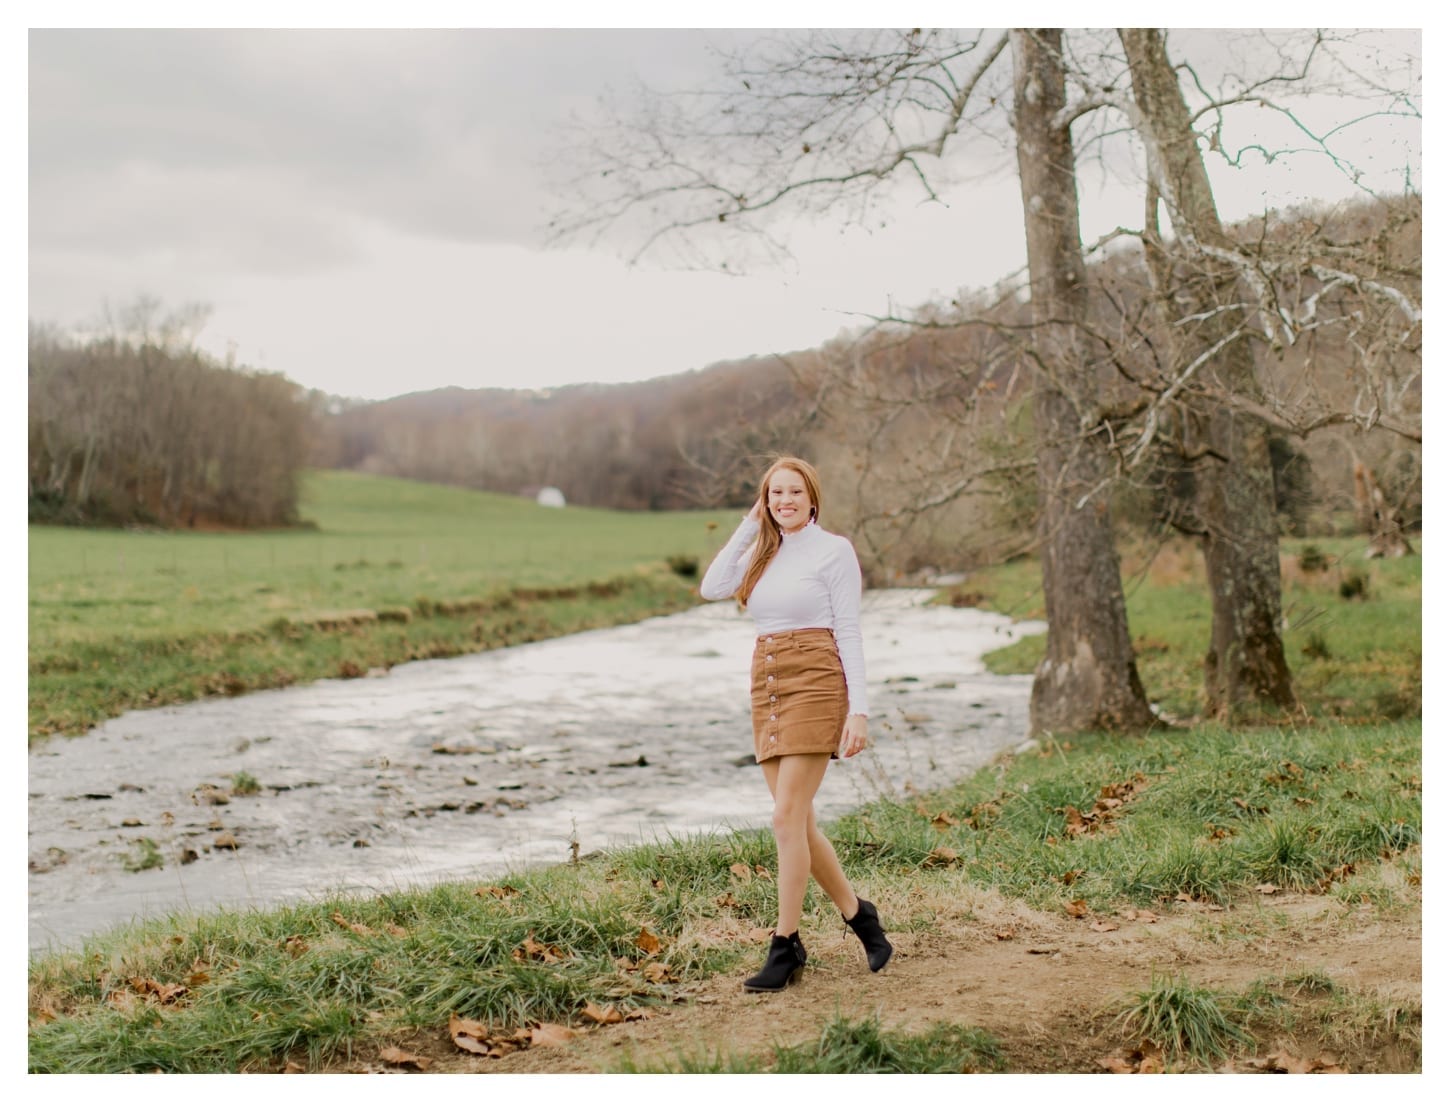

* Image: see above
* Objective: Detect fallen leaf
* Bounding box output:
[635,928,661,955]
[924,846,960,868]
[450,1015,494,1056]
[379,1046,431,1071]
[714,892,737,908]
[284,935,309,957]
[530,1023,577,1048]
[330,912,374,936]
[185,965,212,986]
[1256,883,1281,894]
[386,924,409,938]
[1063,899,1088,919]
[581,1002,625,1025]
[930,810,960,831]
[623,1007,654,1021]
[476,884,519,900]
[993,928,1015,941]
[1098,1055,1136,1073]
[729,862,752,881]
[451,1033,492,1056]
[640,961,675,983]
[614,956,639,972]
[650,877,664,890]
[1060,868,1083,885]
[1089,920,1119,933]
[283,1060,305,1073]
[130,977,188,1005]
[1247,1048,1317,1073]
[744,927,774,943]
[753,864,773,881]
[514,934,566,963]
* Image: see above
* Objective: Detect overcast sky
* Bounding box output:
[27,20,1421,401]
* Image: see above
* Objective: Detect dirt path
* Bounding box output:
[339,888,1422,1074]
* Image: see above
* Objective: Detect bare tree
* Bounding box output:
[552,28,1166,732]
[547,27,1419,726]
[1075,29,1419,718]
[1112,28,1296,717]
[29,305,310,529]
[1011,29,1156,731]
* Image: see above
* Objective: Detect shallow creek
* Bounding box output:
[28,590,1044,953]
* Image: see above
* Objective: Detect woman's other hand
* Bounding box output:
[747,499,762,523]
[839,714,868,758]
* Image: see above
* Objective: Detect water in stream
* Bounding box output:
[28,590,1044,953]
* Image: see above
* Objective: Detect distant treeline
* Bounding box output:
[28,195,1419,580]
[29,327,315,528]
[309,355,810,512]
[310,195,1420,578]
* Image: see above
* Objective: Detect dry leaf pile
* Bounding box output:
[1099,1042,1346,1074]
[447,1000,655,1060]
[329,912,408,939]
[1058,773,1148,838]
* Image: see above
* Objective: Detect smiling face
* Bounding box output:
[765,465,814,534]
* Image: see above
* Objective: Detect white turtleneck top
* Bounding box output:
[699,516,869,717]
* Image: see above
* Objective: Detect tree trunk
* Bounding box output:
[1353,461,1415,558]
[1119,28,1296,720]
[1011,29,1157,734]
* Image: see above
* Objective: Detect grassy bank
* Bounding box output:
[28,718,1420,1072]
[28,495,1421,1071]
[29,471,738,739]
[943,534,1421,724]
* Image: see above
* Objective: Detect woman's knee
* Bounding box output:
[771,802,810,839]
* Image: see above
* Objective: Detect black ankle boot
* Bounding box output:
[844,897,893,972]
[742,930,807,992]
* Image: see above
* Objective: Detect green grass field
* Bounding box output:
[29,471,740,738]
[945,534,1422,724]
[27,475,1421,1072]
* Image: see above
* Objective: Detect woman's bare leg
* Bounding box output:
[803,803,858,918]
[759,754,857,929]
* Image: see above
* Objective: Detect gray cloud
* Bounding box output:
[29,28,732,275]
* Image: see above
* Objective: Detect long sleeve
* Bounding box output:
[822,538,869,716]
[699,515,760,601]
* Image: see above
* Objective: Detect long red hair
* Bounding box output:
[735,456,823,609]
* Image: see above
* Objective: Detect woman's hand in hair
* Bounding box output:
[747,499,763,523]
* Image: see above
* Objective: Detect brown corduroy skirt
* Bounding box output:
[750,628,848,763]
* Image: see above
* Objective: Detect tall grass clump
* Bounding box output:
[771,1014,1005,1074]
[1116,974,1251,1066]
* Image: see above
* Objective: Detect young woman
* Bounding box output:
[699,456,893,992]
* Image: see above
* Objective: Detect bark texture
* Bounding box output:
[1353,461,1415,558]
[1120,28,1296,720]
[1011,29,1157,734]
